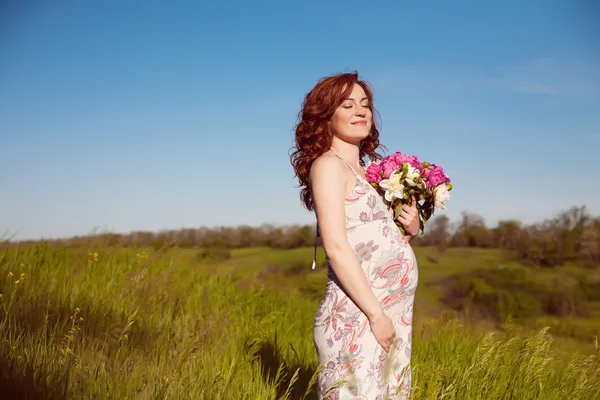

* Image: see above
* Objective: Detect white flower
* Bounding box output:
[434,184,451,210]
[404,165,423,188]
[379,170,405,202]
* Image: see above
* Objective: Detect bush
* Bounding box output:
[440,268,590,322]
[578,275,600,301]
[195,247,231,262]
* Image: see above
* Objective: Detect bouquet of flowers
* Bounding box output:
[365,152,452,235]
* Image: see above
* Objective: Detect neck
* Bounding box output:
[330,137,361,165]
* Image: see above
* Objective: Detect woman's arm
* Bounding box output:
[310,156,383,320]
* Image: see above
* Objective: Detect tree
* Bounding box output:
[493,220,523,250]
[426,214,451,251]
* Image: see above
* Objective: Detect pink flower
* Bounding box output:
[428,165,450,188]
[365,162,383,184]
[355,240,380,262]
[380,158,400,179]
[359,212,369,222]
[391,152,422,169]
[421,165,433,182]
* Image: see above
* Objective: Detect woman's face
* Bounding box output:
[330,83,373,142]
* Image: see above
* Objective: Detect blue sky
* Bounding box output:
[1,0,599,240]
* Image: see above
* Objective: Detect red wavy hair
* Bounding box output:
[290,72,384,211]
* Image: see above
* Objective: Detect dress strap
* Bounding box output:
[330,150,360,177]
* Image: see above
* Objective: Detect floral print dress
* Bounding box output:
[313,153,418,400]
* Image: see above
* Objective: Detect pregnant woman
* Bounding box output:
[290,72,420,399]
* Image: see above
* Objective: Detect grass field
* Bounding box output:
[0,242,599,399]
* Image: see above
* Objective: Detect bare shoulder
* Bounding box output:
[309,153,349,212]
[309,152,345,183]
[309,153,350,248]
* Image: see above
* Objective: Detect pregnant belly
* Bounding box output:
[347,221,418,292]
[367,245,417,291]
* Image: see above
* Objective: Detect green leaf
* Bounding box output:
[394,201,403,219]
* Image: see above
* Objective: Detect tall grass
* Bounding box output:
[0,243,598,399]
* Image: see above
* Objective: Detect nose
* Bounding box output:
[355,107,366,117]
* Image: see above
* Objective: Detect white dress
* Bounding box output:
[312,153,419,399]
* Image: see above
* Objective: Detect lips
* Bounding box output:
[352,121,368,126]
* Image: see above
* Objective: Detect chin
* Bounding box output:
[354,131,371,141]
[345,135,369,144]
[349,128,371,138]
[337,129,371,143]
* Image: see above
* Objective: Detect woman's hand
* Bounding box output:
[368,309,396,353]
[396,195,420,238]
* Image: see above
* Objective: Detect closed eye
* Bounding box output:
[342,103,370,109]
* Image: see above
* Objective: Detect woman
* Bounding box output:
[290,72,420,399]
